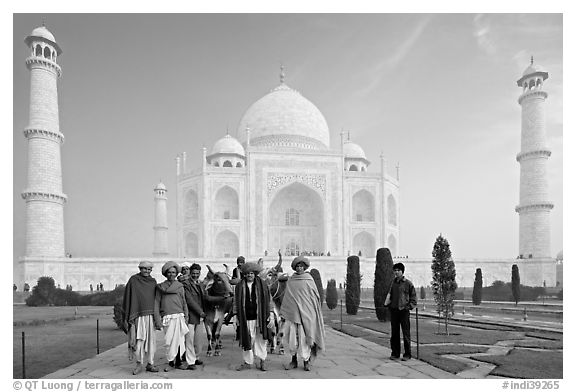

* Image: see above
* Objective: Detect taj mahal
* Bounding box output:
[172,68,399,261]
[16,24,557,290]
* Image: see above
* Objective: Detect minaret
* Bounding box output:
[515,57,554,259]
[153,182,169,257]
[22,25,67,257]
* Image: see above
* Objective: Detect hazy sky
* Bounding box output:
[12,13,563,268]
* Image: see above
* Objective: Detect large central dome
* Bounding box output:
[237,83,330,150]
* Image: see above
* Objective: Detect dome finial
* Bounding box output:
[531,55,534,65]
[280,63,286,84]
[41,17,46,27]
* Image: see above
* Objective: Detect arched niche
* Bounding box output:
[214,230,239,258]
[185,232,199,257]
[214,185,239,219]
[184,190,199,222]
[387,234,397,257]
[387,194,397,226]
[352,189,375,222]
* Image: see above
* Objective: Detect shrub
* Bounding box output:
[511,264,521,305]
[52,288,82,306]
[374,248,393,321]
[472,268,483,305]
[345,256,361,315]
[483,281,545,302]
[113,302,127,332]
[309,269,325,305]
[81,285,125,306]
[26,276,57,306]
[326,279,338,310]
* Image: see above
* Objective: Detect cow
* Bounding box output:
[203,266,234,356]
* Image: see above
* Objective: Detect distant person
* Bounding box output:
[90,284,93,293]
[385,262,417,361]
[230,256,246,285]
[13,283,17,291]
[24,283,30,292]
[280,256,325,371]
[122,261,162,375]
[178,262,191,284]
[231,262,275,371]
[182,263,206,370]
[157,261,189,371]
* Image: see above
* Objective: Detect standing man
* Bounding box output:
[386,262,417,361]
[231,262,275,371]
[280,256,325,371]
[230,256,246,285]
[182,263,206,370]
[122,261,162,375]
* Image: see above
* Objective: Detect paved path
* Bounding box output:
[43,325,459,379]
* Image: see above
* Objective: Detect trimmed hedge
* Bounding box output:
[326,279,338,310]
[345,256,361,315]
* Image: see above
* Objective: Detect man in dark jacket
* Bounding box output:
[182,263,206,370]
[386,262,417,361]
[231,262,275,371]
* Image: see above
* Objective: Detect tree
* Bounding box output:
[472,268,483,305]
[345,255,361,315]
[309,268,325,305]
[431,234,458,335]
[325,279,338,310]
[511,264,521,306]
[373,248,394,321]
[420,286,426,300]
[25,276,57,306]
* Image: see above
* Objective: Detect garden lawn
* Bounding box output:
[13,306,125,379]
[472,349,562,379]
[322,306,562,378]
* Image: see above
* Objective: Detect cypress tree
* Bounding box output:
[326,279,338,310]
[373,248,394,321]
[511,264,521,306]
[309,268,325,305]
[431,234,458,335]
[472,268,483,305]
[345,255,361,315]
[420,286,426,300]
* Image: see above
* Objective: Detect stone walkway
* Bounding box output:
[43,325,459,379]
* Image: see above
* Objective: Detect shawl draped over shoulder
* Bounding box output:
[234,277,271,351]
[280,272,326,352]
[121,273,160,332]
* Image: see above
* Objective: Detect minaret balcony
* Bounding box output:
[25,56,62,77]
[23,128,65,144]
[516,149,551,162]
[515,202,554,213]
[21,190,67,204]
[518,89,548,104]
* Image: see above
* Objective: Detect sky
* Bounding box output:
[11,13,563,274]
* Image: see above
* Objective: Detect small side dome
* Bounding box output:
[31,26,56,42]
[155,182,167,191]
[522,63,543,76]
[211,134,245,156]
[343,140,367,160]
[556,250,563,262]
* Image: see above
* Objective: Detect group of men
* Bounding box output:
[121,254,417,375]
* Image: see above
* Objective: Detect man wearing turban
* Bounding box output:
[231,262,275,371]
[280,256,326,371]
[122,261,162,375]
